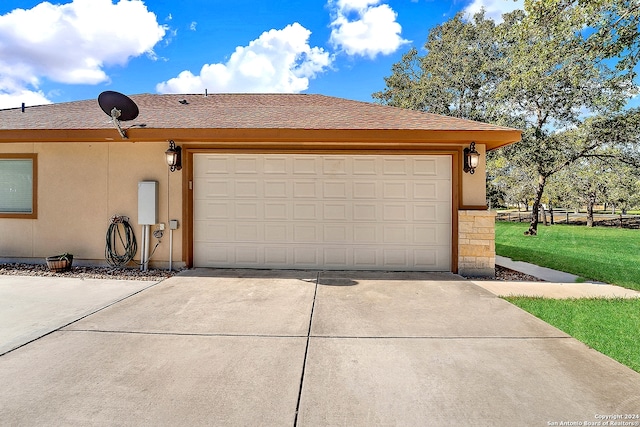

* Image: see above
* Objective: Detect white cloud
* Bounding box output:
[329,0,409,59]
[463,0,524,23]
[156,23,331,94]
[0,0,166,107]
[0,88,51,110]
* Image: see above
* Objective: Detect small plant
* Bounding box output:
[46,253,74,272]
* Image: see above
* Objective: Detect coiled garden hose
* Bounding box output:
[105,215,137,267]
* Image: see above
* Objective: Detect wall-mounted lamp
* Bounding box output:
[165,140,182,172]
[463,142,480,174]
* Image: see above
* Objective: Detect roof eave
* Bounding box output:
[0,127,521,150]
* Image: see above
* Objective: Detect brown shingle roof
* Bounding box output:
[0,93,520,148]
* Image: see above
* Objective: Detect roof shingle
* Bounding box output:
[0,93,520,149]
[0,93,516,132]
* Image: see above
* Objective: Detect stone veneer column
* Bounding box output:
[458,210,496,277]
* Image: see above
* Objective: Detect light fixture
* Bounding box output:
[463,142,480,174]
[165,140,182,172]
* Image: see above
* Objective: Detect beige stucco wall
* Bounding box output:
[0,142,183,267]
[2,142,491,272]
[461,144,487,207]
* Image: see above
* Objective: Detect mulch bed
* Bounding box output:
[1,263,542,282]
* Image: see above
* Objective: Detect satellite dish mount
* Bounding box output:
[109,106,127,139]
[98,91,140,139]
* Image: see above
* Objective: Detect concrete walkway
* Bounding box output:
[0,270,639,426]
[471,256,640,299]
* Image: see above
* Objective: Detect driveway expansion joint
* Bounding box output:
[293,271,319,427]
[62,329,308,339]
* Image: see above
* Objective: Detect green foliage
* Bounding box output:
[487,150,536,209]
[525,0,640,76]
[506,296,640,372]
[375,1,640,235]
[496,222,640,290]
[373,11,506,124]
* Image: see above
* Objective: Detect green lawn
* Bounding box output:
[495,222,640,291]
[506,297,640,373]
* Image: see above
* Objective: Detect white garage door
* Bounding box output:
[193,154,451,271]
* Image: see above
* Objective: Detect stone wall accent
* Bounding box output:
[458,210,496,277]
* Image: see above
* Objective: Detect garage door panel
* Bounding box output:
[194,201,230,220]
[235,157,259,174]
[264,181,288,198]
[293,203,318,220]
[324,247,349,267]
[194,222,229,241]
[414,203,451,223]
[235,202,259,219]
[414,249,443,268]
[194,180,231,198]
[323,181,349,198]
[414,225,451,245]
[263,157,288,174]
[383,182,408,199]
[352,157,377,175]
[293,157,319,174]
[383,205,409,222]
[323,203,348,221]
[413,157,439,176]
[294,225,319,242]
[264,247,289,264]
[235,181,260,198]
[264,203,288,220]
[293,181,318,198]
[353,204,377,221]
[194,154,452,271]
[322,158,348,175]
[383,249,409,266]
[194,156,230,176]
[353,182,378,199]
[265,224,289,241]
[323,225,350,243]
[194,243,231,265]
[235,224,260,241]
[294,248,318,265]
[353,225,378,243]
[382,158,409,175]
[383,225,410,244]
[414,180,451,200]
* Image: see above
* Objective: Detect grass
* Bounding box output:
[495,222,640,291]
[505,297,640,373]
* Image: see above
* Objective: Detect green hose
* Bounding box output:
[105,215,137,267]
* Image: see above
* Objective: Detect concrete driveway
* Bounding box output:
[0,270,639,426]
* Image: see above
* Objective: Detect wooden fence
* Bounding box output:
[495,210,640,228]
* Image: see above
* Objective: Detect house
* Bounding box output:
[0,93,520,275]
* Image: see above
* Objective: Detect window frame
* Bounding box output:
[0,153,38,219]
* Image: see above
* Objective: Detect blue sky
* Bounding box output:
[0,0,524,109]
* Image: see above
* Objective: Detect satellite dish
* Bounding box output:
[98,91,139,139]
[98,91,139,121]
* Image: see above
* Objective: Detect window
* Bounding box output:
[0,154,37,218]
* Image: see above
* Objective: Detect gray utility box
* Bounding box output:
[138,181,158,225]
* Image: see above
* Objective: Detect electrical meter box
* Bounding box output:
[138,181,158,225]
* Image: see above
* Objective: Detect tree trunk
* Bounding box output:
[549,203,555,225]
[527,173,546,235]
[586,192,596,227]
